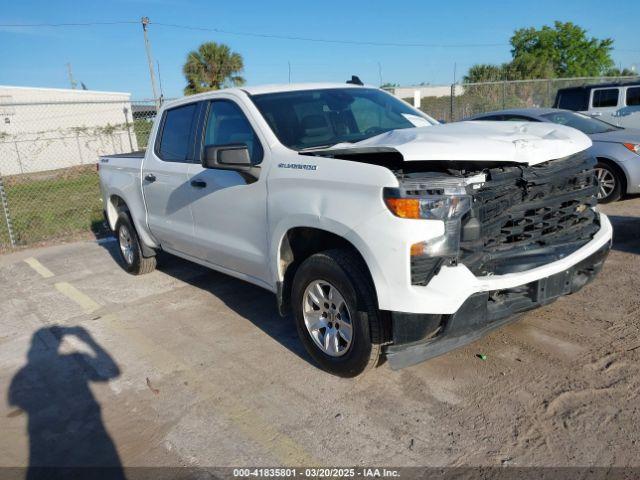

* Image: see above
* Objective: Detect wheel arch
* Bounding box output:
[107,193,157,257]
[275,226,382,316]
[596,157,628,194]
[106,194,129,230]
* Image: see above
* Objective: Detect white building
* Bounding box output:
[0,86,138,176]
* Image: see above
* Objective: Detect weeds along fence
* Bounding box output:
[0,99,158,250]
[407,75,640,122]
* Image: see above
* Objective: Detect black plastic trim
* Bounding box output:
[386,240,610,370]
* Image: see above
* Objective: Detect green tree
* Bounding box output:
[510,21,614,78]
[604,67,637,77]
[464,21,615,83]
[183,42,245,95]
[463,63,514,83]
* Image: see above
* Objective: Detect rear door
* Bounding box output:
[186,97,271,283]
[619,86,640,129]
[142,101,202,254]
[588,87,621,126]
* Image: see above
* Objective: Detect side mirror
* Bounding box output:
[203,144,251,171]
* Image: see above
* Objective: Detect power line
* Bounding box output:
[0,20,506,47]
[152,22,507,48]
[2,20,639,52]
[0,21,138,27]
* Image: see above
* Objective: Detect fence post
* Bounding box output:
[502,80,506,109]
[123,107,134,152]
[450,83,455,121]
[13,141,24,174]
[0,174,16,248]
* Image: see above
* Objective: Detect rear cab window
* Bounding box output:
[591,88,620,108]
[626,87,640,106]
[155,102,200,162]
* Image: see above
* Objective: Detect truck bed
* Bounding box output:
[105,150,146,159]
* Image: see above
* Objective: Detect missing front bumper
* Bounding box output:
[385,240,611,370]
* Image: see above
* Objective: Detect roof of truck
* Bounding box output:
[161,82,376,109]
[242,82,370,95]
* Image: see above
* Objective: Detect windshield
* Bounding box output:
[541,111,619,134]
[251,88,436,150]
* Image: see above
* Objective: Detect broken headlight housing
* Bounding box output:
[384,174,483,283]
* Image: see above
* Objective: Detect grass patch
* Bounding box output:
[1,165,108,248]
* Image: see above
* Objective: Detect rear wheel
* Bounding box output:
[115,212,156,275]
[595,162,623,203]
[291,249,382,377]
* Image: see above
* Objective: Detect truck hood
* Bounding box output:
[318,121,592,166]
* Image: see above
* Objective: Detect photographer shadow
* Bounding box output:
[8,325,124,480]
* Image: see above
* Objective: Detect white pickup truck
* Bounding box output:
[99,82,612,376]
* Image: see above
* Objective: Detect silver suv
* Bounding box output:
[554,81,640,130]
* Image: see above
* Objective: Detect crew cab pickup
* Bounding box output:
[99,83,612,376]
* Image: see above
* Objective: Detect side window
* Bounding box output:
[502,115,539,122]
[556,90,588,111]
[475,115,504,121]
[203,100,264,165]
[626,87,640,106]
[156,103,198,162]
[592,88,620,108]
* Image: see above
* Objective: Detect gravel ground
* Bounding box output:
[0,197,638,470]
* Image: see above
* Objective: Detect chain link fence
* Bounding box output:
[408,75,640,122]
[0,98,158,251]
[1,75,639,251]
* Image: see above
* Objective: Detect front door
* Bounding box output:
[143,101,201,254]
[186,99,270,284]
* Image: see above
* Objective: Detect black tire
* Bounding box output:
[291,249,382,377]
[114,212,156,275]
[595,161,623,203]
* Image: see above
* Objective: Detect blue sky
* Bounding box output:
[1,0,638,99]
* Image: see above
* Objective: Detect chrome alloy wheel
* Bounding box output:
[595,167,616,200]
[302,280,353,357]
[118,224,135,265]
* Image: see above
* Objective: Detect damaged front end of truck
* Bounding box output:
[306,140,611,369]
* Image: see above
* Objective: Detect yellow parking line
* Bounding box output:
[24,257,54,278]
[55,282,101,313]
[98,314,319,466]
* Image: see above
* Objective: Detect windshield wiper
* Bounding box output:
[298,144,336,152]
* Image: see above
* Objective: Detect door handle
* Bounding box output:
[190,180,207,189]
[590,112,602,116]
[144,173,156,182]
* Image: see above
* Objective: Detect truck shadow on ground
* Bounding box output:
[99,241,315,367]
[608,215,640,255]
[8,325,125,479]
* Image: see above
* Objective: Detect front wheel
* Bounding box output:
[595,162,623,203]
[114,212,156,275]
[291,249,382,377]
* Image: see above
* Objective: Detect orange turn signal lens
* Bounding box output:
[410,242,425,257]
[384,197,421,219]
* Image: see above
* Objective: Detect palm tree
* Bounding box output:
[182,42,246,95]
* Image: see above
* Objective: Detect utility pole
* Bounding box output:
[377,62,383,86]
[141,17,159,106]
[288,61,291,83]
[66,63,77,90]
